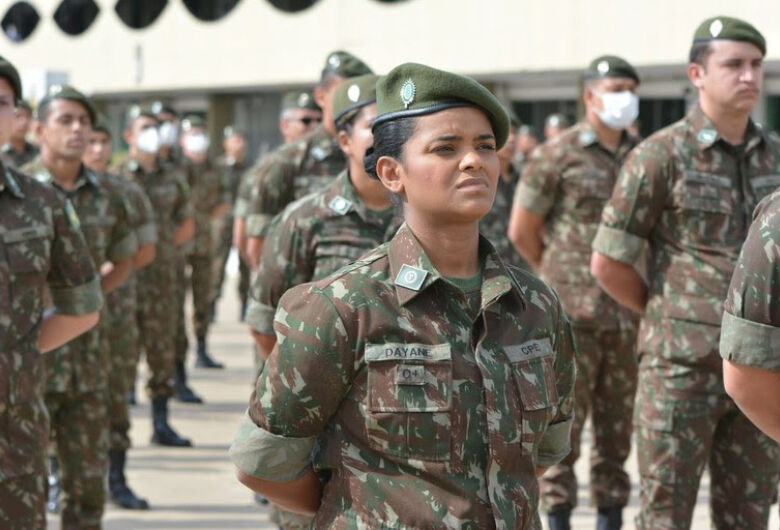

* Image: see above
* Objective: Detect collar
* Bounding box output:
[688,103,764,153]
[0,164,24,198]
[324,170,395,223]
[308,124,339,161]
[387,223,525,309]
[28,157,99,192]
[577,120,636,156]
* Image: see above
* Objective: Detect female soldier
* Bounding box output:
[0,55,103,527]
[231,63,576,529]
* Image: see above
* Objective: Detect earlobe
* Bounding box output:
[337,130,351,157]
[376,156,404,194]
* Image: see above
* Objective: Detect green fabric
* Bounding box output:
[0,55,21,100]
[584,55,640,84]
[332,74,379,127]
[39,85,96,123]
[692,16,765,55]
[720,311,780,371]
[322,50,373,78]
[504,104,521,128]
[125,103,158,123]
[445,273,483,293]
[150,100,177,117]
[181,114,206,131]
[281,90,320,112]
[374,62,510,149]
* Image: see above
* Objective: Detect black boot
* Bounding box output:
[596,506,622,530]
[150,397,193,447]
[174,361,204,404]
[108,450,150,510]
[195,337,224,369]
[46,456,60,514]
[548,507,571,530]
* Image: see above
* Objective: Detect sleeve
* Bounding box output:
[591,141,669,264]
[232,167,255,219]
[512,144,560,217]
[172,172,194,225]
[47,198,103,315]
[229,283,354,481]
[719,196,780,371]
[245,212,313,336]
[105,192,138,264]
[246,154,296,238]
[129,183,158,245]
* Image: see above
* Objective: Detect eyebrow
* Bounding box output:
[431,133,496,142]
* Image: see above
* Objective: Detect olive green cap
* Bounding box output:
[93,113,111,135]
[321,50,373,80]
[584,55,640,84]
[692,16,765,56]
[332,74,379,128]
[0,55,22,101]
[223,125,246,138]
[374,63,510,149]
[150,100,178,117]
[504,104,521,129]
[545,113,568,128]
[181,114,206,131]
[281,90,320,112]
[125,103,158,123]
[38,85,96,124]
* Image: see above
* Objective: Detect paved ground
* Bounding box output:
[47,262,779,529]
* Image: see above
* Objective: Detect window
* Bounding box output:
[2,2,40,43]
[183,0,240,21]
[114,0,167,30]
[266,0,318,13]
[53,0,100,36]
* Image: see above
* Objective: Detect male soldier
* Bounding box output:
[509,56,641,530]
[480,105,528,270]
[591,17,780,529]
[545,113,569,140]
[244,51,372,268]
[0,55,102,530]
[115,104,196,447]
[82,119,157,509]
[212,126,250,320]
[514,124,539,171]
[2,99,38,169]
[720,188,780,442]
[23,85,138,529]
[177,115,230,374]
[152,101,181,167]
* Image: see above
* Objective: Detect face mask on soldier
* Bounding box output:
[184,133,209,154]
[595,90,639,130]
[137,127,160,154]
[158,121,179,146]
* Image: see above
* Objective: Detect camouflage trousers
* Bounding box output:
[137,260,177,399]
[540,323,637,511]
[211,214,251,309]
[175,256,189,365]
[46,388,109,530]
[0,472,46,530]
[105,284,138,452]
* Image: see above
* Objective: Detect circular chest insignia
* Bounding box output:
[597,60,610,75]
[347,84,361,103]
[709,19,723,37]
[400,79,416,109]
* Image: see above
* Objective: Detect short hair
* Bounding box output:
[689,41,714,66]
[363,116,417,179]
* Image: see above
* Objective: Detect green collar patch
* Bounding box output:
[328,195,352,215]
[697,128,717,144]
[394,264,428,291]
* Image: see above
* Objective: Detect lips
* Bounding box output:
[456,176,489,190]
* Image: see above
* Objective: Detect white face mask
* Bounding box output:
[184,133,209,154]
[596,90,639,130]
[137,127,160,154]
[158,121,179,146]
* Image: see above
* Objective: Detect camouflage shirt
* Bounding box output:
[593,104,780,381]
[246,170,401,335]
[1,141,39,170]
[245,125,346,237]
[0,164,103,480]
[183,159,230,256]
[515,121,638,328]
[231,223,576,529]
[720,188,780,371]
[480,166,529,270]
[217,154,248,206]
[22,157,138,393]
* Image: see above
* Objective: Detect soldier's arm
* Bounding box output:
[723,362,780,443]
[128,183,158,269]
[100,193,139,293]
[235,468,322,515]
[174,219,195,245]
[246,154,293,266]
[590,253,646,313]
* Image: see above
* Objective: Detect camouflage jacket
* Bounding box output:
[183,158,230,256]
[231,223,576,529]
[245,125,346,237]
[515,121,638,328]
[22,157,138,393]
[232,163,254,220]
[1,141,39,170]
[246,170,401,335]
[216,154,248,207]
[593,105,780,377]
[0,164,103,479]
[720,188,780,371]
[480,166,529,270]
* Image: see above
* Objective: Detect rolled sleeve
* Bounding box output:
[513,181,554,216]
[246,213,273,238]
[136,222,158,246]
[591,225,646,264]
[107,231,138,263]
[720,311,780,371]
[536,416,573,467]
[50,275,104,315]
[229,411,315,481]
[246,298,276,336]
[233,197,248,218]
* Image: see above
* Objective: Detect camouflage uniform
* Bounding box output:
[22,157,137,529]
[116,159,192,399]
[245,124,346,239]
[592,104,780,529]
[513,121,639,512]
[231,223,576,529]
[480,166,529,270]
[1,141,39,170]
[720,188,780,368]
[0,165,102,530]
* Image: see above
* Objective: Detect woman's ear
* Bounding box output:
[336,129,351,157]
[376,156,404,195]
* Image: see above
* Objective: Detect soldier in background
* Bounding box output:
[544,112,569,140]
[514,124,539,171]
[1,99,38,169]
[153,101,181,168]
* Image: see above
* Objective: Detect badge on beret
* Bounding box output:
[328,195,352,215]
[49,84,63,96]
[597,60,610,75]
[710,19,723,37]
[347,84,361,103]
[297,93,310,107]
[400,79,416,109]
[328,54,341,68]
[64,200,81,230]
[394,264,428,291]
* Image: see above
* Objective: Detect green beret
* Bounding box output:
[0,55,21,100]
[181,114,206,131]
[223,125,246,138]
[150,100,178,117]
[584,55,640,84]
[332,74,379,128]
[692,16,766,56]
[281,90,320,112]
[503,104,521,129]
[93,113,111,135]
[321,50,373,80]
[39,85,96,124]
[126,103,158,123]
[545,113,568,128]
[374,63,510,149]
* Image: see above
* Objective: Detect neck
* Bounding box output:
[41,148,82,189]
[349,164,391,211]
[10,137,25,151]
[131,149,157,173]
[699,98,751,145]
[405,213,480,277]
[588,113,623,151]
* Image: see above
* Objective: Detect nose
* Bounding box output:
[459,148,483,172]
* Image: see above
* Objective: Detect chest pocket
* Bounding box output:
[363,343,452,461]
[2,224,52,277]
[675,171,733,214]
[312,242,366,279]
[149,184,177,218]
[564,167,612,219]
